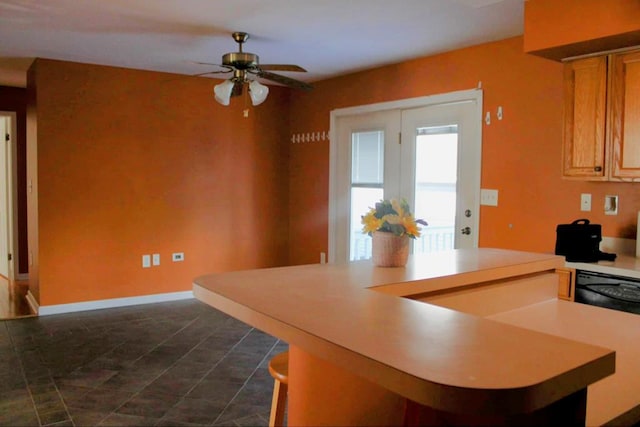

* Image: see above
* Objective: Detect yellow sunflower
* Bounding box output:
[361,209,383,234]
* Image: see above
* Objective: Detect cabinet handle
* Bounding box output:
[594,166,602,172]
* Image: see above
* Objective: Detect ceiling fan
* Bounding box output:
[197,32,313,106]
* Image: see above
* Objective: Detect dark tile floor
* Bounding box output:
[0,299,287,426]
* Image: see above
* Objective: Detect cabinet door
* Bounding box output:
[610,50,640,181]
[563,57,608,179]
[556,268,574,301]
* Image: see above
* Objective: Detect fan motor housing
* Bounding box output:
[222,52,259,70]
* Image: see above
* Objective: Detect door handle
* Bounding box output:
[461,227,471,235]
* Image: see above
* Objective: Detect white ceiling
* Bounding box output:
[0,0,525,88]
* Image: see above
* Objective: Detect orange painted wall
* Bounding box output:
[288,36,640,265]
[26,67,40,301]
[24,34,640,302]
[524,0,640,56]
[28,59,290,306]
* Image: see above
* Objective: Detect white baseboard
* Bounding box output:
[25,290,39,315]
[38,290,194,316]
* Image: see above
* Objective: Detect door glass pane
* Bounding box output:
[414,125,458,254]
[350,131,384,261]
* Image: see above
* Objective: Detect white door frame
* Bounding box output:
[328,89,483,263]
[0,111,19,280]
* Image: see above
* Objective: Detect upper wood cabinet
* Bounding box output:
[563,56,608,179]
[610,50,640,180]
[563,49,640,181]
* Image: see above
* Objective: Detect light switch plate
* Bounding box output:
[580,193,591,211]
[480,189,498,206]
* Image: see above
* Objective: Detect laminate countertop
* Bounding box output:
[193,248,616,421]
[488,299,640,426]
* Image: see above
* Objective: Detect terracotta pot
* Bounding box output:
[372,231,409,267]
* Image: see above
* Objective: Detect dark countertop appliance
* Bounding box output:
[575,270,640,315]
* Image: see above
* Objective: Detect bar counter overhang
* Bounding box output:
[193,249,622,426]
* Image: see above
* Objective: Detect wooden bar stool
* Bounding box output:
[268,351,289,427]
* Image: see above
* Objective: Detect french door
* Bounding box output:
[329,90,482,263]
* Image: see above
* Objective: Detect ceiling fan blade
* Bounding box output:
[259,64,307,72]
[191,61,220,66]
[190,62,233,71]
[192,70,232,77]
[255,70,313,91]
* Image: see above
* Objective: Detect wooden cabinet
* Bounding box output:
[563,49,640,181]
[563,57,608,179]
[610,50,640,180]
[556,268,574,301]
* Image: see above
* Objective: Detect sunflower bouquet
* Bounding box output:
[361,199,427,239]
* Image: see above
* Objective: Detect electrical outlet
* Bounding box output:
[580,193,591,211]
[172,252,184,262]
[142,255,151,268]
[152,253,160,266]
[604,195,618,215]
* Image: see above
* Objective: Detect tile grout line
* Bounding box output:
[3,301,281,426]
[177,321,255,399]
[105,314,253,422]
[3,325,39,426]
[6,323,74,427]
[210,337,281,426]
[55,311,210,426]
[103,314,210,419]
[35,311,199,426]
[49,379,77,427]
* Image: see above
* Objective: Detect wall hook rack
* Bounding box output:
[291,131,329,144]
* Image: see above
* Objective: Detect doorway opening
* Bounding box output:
[0,111,32,318]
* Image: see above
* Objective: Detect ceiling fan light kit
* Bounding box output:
[213,75,269,106]
[205,32,312,107]
[213,80,235,106]
[248,80,269,105]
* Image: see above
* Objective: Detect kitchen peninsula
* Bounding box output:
[193,249,628,426]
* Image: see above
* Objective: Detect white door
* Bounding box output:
[329,90,482,263]
[401,101,481,252]
[333,110,401,263]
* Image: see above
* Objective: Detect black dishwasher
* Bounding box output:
[575,270,640,315]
